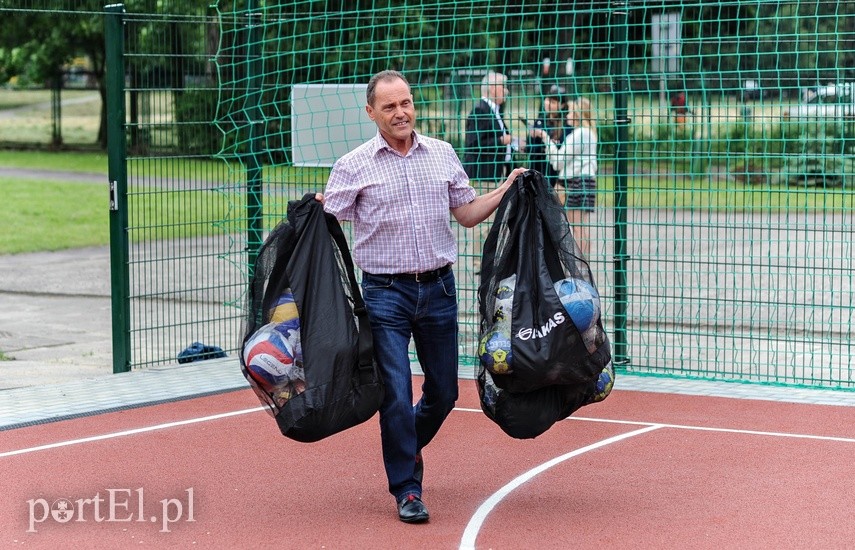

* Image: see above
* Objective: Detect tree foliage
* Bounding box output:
[0,0,214,148]
[211,1,855,95]
[1,1,854,149]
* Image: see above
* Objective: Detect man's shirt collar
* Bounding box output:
[371,130,427,157]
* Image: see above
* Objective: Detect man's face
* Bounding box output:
[366,78,415,144]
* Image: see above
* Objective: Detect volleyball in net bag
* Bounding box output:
[476,169,613,438]
[240,194,384,443]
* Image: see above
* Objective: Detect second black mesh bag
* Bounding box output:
[476,170,612,438]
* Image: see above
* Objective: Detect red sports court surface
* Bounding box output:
[2,379,854,549]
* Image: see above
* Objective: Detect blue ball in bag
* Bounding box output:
[553,277,601,332]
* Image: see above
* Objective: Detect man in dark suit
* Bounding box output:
[463,71,517,182]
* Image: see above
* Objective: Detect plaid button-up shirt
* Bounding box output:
[323,131,476,274]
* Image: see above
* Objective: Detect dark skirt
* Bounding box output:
[561,177,596,211]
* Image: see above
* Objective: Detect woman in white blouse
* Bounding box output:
[531,97,597,256]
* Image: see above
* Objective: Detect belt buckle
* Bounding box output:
[415,271,425,283]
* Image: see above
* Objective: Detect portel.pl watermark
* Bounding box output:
[27,487,195,533]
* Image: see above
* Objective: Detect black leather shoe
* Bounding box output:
[397,494,429,523]
[414,451,423,484]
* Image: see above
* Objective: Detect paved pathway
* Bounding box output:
[0,245,113,390]
[0,167,103,183]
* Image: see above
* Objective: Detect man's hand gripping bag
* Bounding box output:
[477,170,613,439]
[240,194,384,442]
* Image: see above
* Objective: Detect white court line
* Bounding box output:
[459,425,664,550]
[0,406,266,458]
[454,408,855,550]
[3,405,854,460]
[455,407,855,444]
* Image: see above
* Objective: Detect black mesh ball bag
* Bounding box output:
[240,194,384,443]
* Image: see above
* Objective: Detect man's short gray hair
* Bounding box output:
[480,71,507,97]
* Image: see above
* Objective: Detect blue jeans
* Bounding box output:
[361,269,460,501]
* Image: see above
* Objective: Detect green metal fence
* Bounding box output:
[109,6,246,370]
[2,1,853,390]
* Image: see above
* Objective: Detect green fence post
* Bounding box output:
[245,1,264,275]
[106,3,131,373]
[611,1,630,369]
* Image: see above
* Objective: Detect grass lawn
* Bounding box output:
[0,154,331,255]
[0,89,101,145]
[0,179,108,254]
[0,177,236,255]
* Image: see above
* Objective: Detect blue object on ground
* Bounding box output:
[177,342,227,364]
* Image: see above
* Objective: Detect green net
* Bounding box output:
[211,1,855,389]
